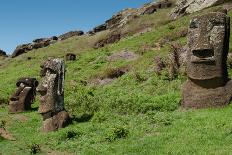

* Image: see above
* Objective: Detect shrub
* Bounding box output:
[106,126,129,142]
[0,120,6,129]
[29,143,41,154]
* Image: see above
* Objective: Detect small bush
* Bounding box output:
[106,126,129,142]
[59,130,82,142]
[29,143,41,154]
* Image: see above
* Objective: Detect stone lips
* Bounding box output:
[182,11,232,109]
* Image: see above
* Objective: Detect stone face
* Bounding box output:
[37,59,70,132]
[182,11,231,108]
[9,78,38,113]
[171,0,225,19]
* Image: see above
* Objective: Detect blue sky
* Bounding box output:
[0,0,152,54]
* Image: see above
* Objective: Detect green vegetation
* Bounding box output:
[0,4,232,155]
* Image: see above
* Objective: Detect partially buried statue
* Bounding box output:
[37,58,70,132]
[182,11,232,108]
[9,78,38,113]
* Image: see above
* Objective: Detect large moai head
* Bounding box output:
[9,78,38,113]
[37,58,69,132]
[187,11,230,88]
[37,58,65,117]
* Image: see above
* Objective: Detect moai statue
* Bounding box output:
[9,78,38,113]
[182,11,232,108]
[37,58,70,132]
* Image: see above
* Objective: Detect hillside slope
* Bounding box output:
[1,2,232,155]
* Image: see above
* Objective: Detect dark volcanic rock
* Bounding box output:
[59,31,84,40]
[93,24,107,33]
[66,53,76,61]
[0,49,7,57]
[11,44,32,58]
[94,32,121,49]
[11,36,59,58]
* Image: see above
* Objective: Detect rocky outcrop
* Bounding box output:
[91,0,173,33]
[58,30,84,40]
[94,32,121,49]
[0,49,7,57]
[170,0,225,19]
[11,36,58,58]
[11,30,84,58]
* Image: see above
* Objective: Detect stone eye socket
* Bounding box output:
[190,20,198,29]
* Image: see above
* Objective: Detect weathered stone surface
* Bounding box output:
[9,78,38,113]
[37,59,70,132]
[171,0,225,19]
[11,36,59,58]
[94,32,121,49]
[66,53,76,61]
[58,31,84,40]
[107,49,138,61]
[90,0,172,33]
[93,24,107,33]
[182,11,231,108]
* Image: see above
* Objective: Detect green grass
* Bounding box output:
[1,4,232,155]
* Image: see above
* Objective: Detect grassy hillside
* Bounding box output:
[1,4,232,155]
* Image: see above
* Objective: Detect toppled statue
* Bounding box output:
[9,78,38,113]
[182,11,232,108]
[37,58,70,132]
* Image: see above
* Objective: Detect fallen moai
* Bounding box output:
[37,58,70,132]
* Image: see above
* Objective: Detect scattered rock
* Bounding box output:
[58,31,84,41]
[11,36,58,58]
[93,24,107,33]
[170,0,225,19]
[0,128,15,141]
[94,31,121,49]
[91,0,173,33]
[66,53,77,61]
[0,49,7,57]
[90,67,129,86]
[107,49,139,61]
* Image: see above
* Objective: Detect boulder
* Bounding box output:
[11,44,33,58]
[0,50,7,57]
[66,53,76,61]
[171,0,225,19]
[58,31,84,40]
[94,32,121,49]
[93,24,107,33]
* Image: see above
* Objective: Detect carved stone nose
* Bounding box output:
[36,85,47,95]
